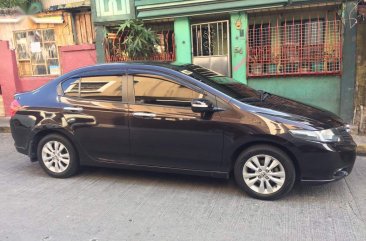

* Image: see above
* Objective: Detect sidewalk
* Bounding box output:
[352,135,366,156]
[0,116,365,155]
[0,117,10,133]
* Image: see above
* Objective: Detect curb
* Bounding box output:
[357,145,366,156]
[0,126,10,133]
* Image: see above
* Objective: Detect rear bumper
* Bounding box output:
[15,145,28,155]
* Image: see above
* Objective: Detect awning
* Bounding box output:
[136,0,288,19]
[48,0,91,11]
[0,15,64,24]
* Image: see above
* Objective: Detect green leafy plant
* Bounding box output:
[117,19,158,59]
[0,0,30,10]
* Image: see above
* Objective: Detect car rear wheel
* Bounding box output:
[37,134,79,178]
[234,145,296,200]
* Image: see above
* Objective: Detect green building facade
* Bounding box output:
[91,0,357,122]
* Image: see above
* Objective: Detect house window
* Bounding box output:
[104,22,175,62]
[248,24,271,76]
[248,15,342,77]
[14,29,60,76]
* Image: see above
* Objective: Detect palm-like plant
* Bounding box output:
[117,19,158,59]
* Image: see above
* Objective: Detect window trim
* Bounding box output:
[13,28,60,77]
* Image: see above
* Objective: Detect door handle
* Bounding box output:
[63,106,83,113]
[132,112,156,118]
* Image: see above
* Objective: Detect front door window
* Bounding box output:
[132,74,203,107]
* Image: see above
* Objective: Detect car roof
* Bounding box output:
[48,62,195,89]
[78,62,189,72]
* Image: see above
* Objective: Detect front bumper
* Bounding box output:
[301,167,352,185]
[290,139,357,184]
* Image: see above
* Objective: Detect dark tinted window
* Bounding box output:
[133,74,202,107]
[183,65,260,100]
[62,76,124,102]
[62,77,80,98]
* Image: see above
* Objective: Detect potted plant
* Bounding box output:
[268,54,280,74]
[249,55,263,75]
[117,19,158,60]
[324,49,339,72]
[107,32,117,40]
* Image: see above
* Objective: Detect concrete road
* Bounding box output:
[0,133,365,241]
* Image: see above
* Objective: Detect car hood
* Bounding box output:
[241,94,345,130]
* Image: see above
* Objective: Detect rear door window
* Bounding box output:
[62,77,80,98]
[62,75,125,102]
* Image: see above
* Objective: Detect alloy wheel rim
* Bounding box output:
[41,141,70,173]
[242,154,286,195]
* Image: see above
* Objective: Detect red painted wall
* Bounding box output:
[60,44,96,74]
[0,41,20,116]
[0,42,96,116]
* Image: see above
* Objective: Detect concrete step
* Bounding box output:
[0,117,10,133]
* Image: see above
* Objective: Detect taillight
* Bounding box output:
[10,99,22,117]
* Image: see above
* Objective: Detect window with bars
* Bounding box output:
[14,29,60,76]
[104,22,175,62]
[248,16,342,77]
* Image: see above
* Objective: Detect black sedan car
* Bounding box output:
[10,63,357,200]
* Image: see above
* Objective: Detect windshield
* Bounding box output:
[181,64,260,100]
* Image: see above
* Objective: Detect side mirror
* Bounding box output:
[191,98,214,113]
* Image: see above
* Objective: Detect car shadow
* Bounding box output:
[22,160,348,202]
[73,165,342,201]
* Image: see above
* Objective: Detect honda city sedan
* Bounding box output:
[10,63,357,200]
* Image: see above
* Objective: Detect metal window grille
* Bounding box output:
[191,20,229,57]
[247,14,342,77]
[104,30,175,62]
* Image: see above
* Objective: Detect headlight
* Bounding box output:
[289,129,341,143]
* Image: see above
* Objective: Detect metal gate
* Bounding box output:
[191,20,230,76]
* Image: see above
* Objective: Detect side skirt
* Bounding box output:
[83,160,230,179]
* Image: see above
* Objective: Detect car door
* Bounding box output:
[127,69,224,171]
[59,69,131,163]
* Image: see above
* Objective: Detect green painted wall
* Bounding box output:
[137,0,288,18]
[173,17,192,64]
[247,76,341,115]
[92,0,135,23]
[135,0,185,6]
[95,25,106,63]
[340,2,357,122]
[135,0,314,5]
[230,12,248,84]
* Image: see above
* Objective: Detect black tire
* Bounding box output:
[37,134,79,178]
[234,145,296,200]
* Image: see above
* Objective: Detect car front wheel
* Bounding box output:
[37,134,79,178]
[234,145,296,200]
